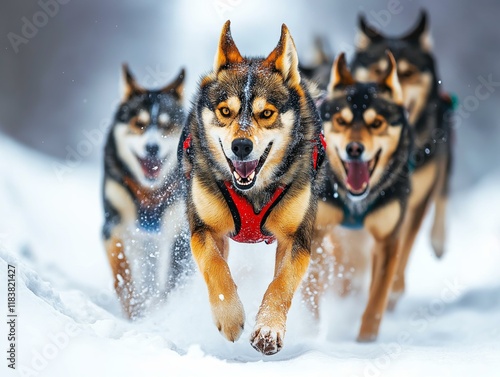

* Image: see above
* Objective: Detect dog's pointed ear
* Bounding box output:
[402,10,432,51]
[328,53,355,93]
[214,20,244,72]
[263,24,301,88]
[356,14,383,50]
[381,51,403,105]
[122,64,144,100]
[161,68,185,101]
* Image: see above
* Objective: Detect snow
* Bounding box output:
[1,134,500,377]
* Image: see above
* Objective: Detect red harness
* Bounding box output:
[183,133,326,244]
[218,181,287,244]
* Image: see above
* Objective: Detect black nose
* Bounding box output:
[346,142,364,159]
[231,138,253,160]
[146,143,159,156]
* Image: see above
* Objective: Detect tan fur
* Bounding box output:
[122,64,145,100]
[354,201,401,341]
[263,24,301,88]
[214,21,244,72]
[390,161,438,308]
[340,108,354,124]
[185,21,321,355]
[308,197,404,342]
[328,53,355,91]
[190,230,244,341]
[302,203,343,317]
[353,13,451,312]
[402,70,432,125]
[431,158,448,258]
[315,201,344,231]
[104,179,137,223]
[105,236,135,318]
[304,54,410,341]
[358,234,400,341]
[363,108,377,125]
[409,160,438,208]
[384,53,404,105]
[353,58,432,125]
[324,108,402,192]
[252,243,310,353]
[265,185,311,238]
[192,176,235,235]
[365,200,401,240]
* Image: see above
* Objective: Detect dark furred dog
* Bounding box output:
[180,21,325,355]
[352,11,454,308]
[303,52,412,341]
[103,66,192,319]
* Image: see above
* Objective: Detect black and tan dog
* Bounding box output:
[303,52,412,341]
[352,11,454,308]
[180,21,325,355]
[103,66,192,319]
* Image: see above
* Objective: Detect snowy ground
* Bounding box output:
[1,134,500,377]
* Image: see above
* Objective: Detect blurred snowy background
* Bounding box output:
[1,0,500,190]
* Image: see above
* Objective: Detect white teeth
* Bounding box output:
[233,170,257,186]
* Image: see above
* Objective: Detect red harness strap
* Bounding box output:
[221,182,286,244]
[312,133,326,171]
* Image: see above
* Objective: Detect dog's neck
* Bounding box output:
[123,174,181,210]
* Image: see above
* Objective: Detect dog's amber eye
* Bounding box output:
[135,121,147,130]
[336,117,347,126]
[261,109,274,119]
[371,118,384,129]
[219,107,231,117]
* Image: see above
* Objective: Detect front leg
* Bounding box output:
[302,202,344,320]
[358,236,400,341]
[191,229,245,342]
[105,233,141,319]
[358,200,402,342]
[251,237,310,355]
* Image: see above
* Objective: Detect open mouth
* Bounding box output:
[137,156,163,180]
[341,150,381,196]
[223,142,272,190]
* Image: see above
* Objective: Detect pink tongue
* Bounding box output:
[346,161,370,193]
[140,158,162,179]
[232,160,258,178]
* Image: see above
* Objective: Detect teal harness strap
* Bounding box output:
[341,205,366,229]
[407,159,417,174]
[340,199,376,230]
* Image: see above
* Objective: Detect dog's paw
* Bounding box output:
[357,322,379,343]
[387,289,404,312]
[431,235,445,259]
[211,295,245,342]
[356,332,378,343]
[250,325,284,355]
